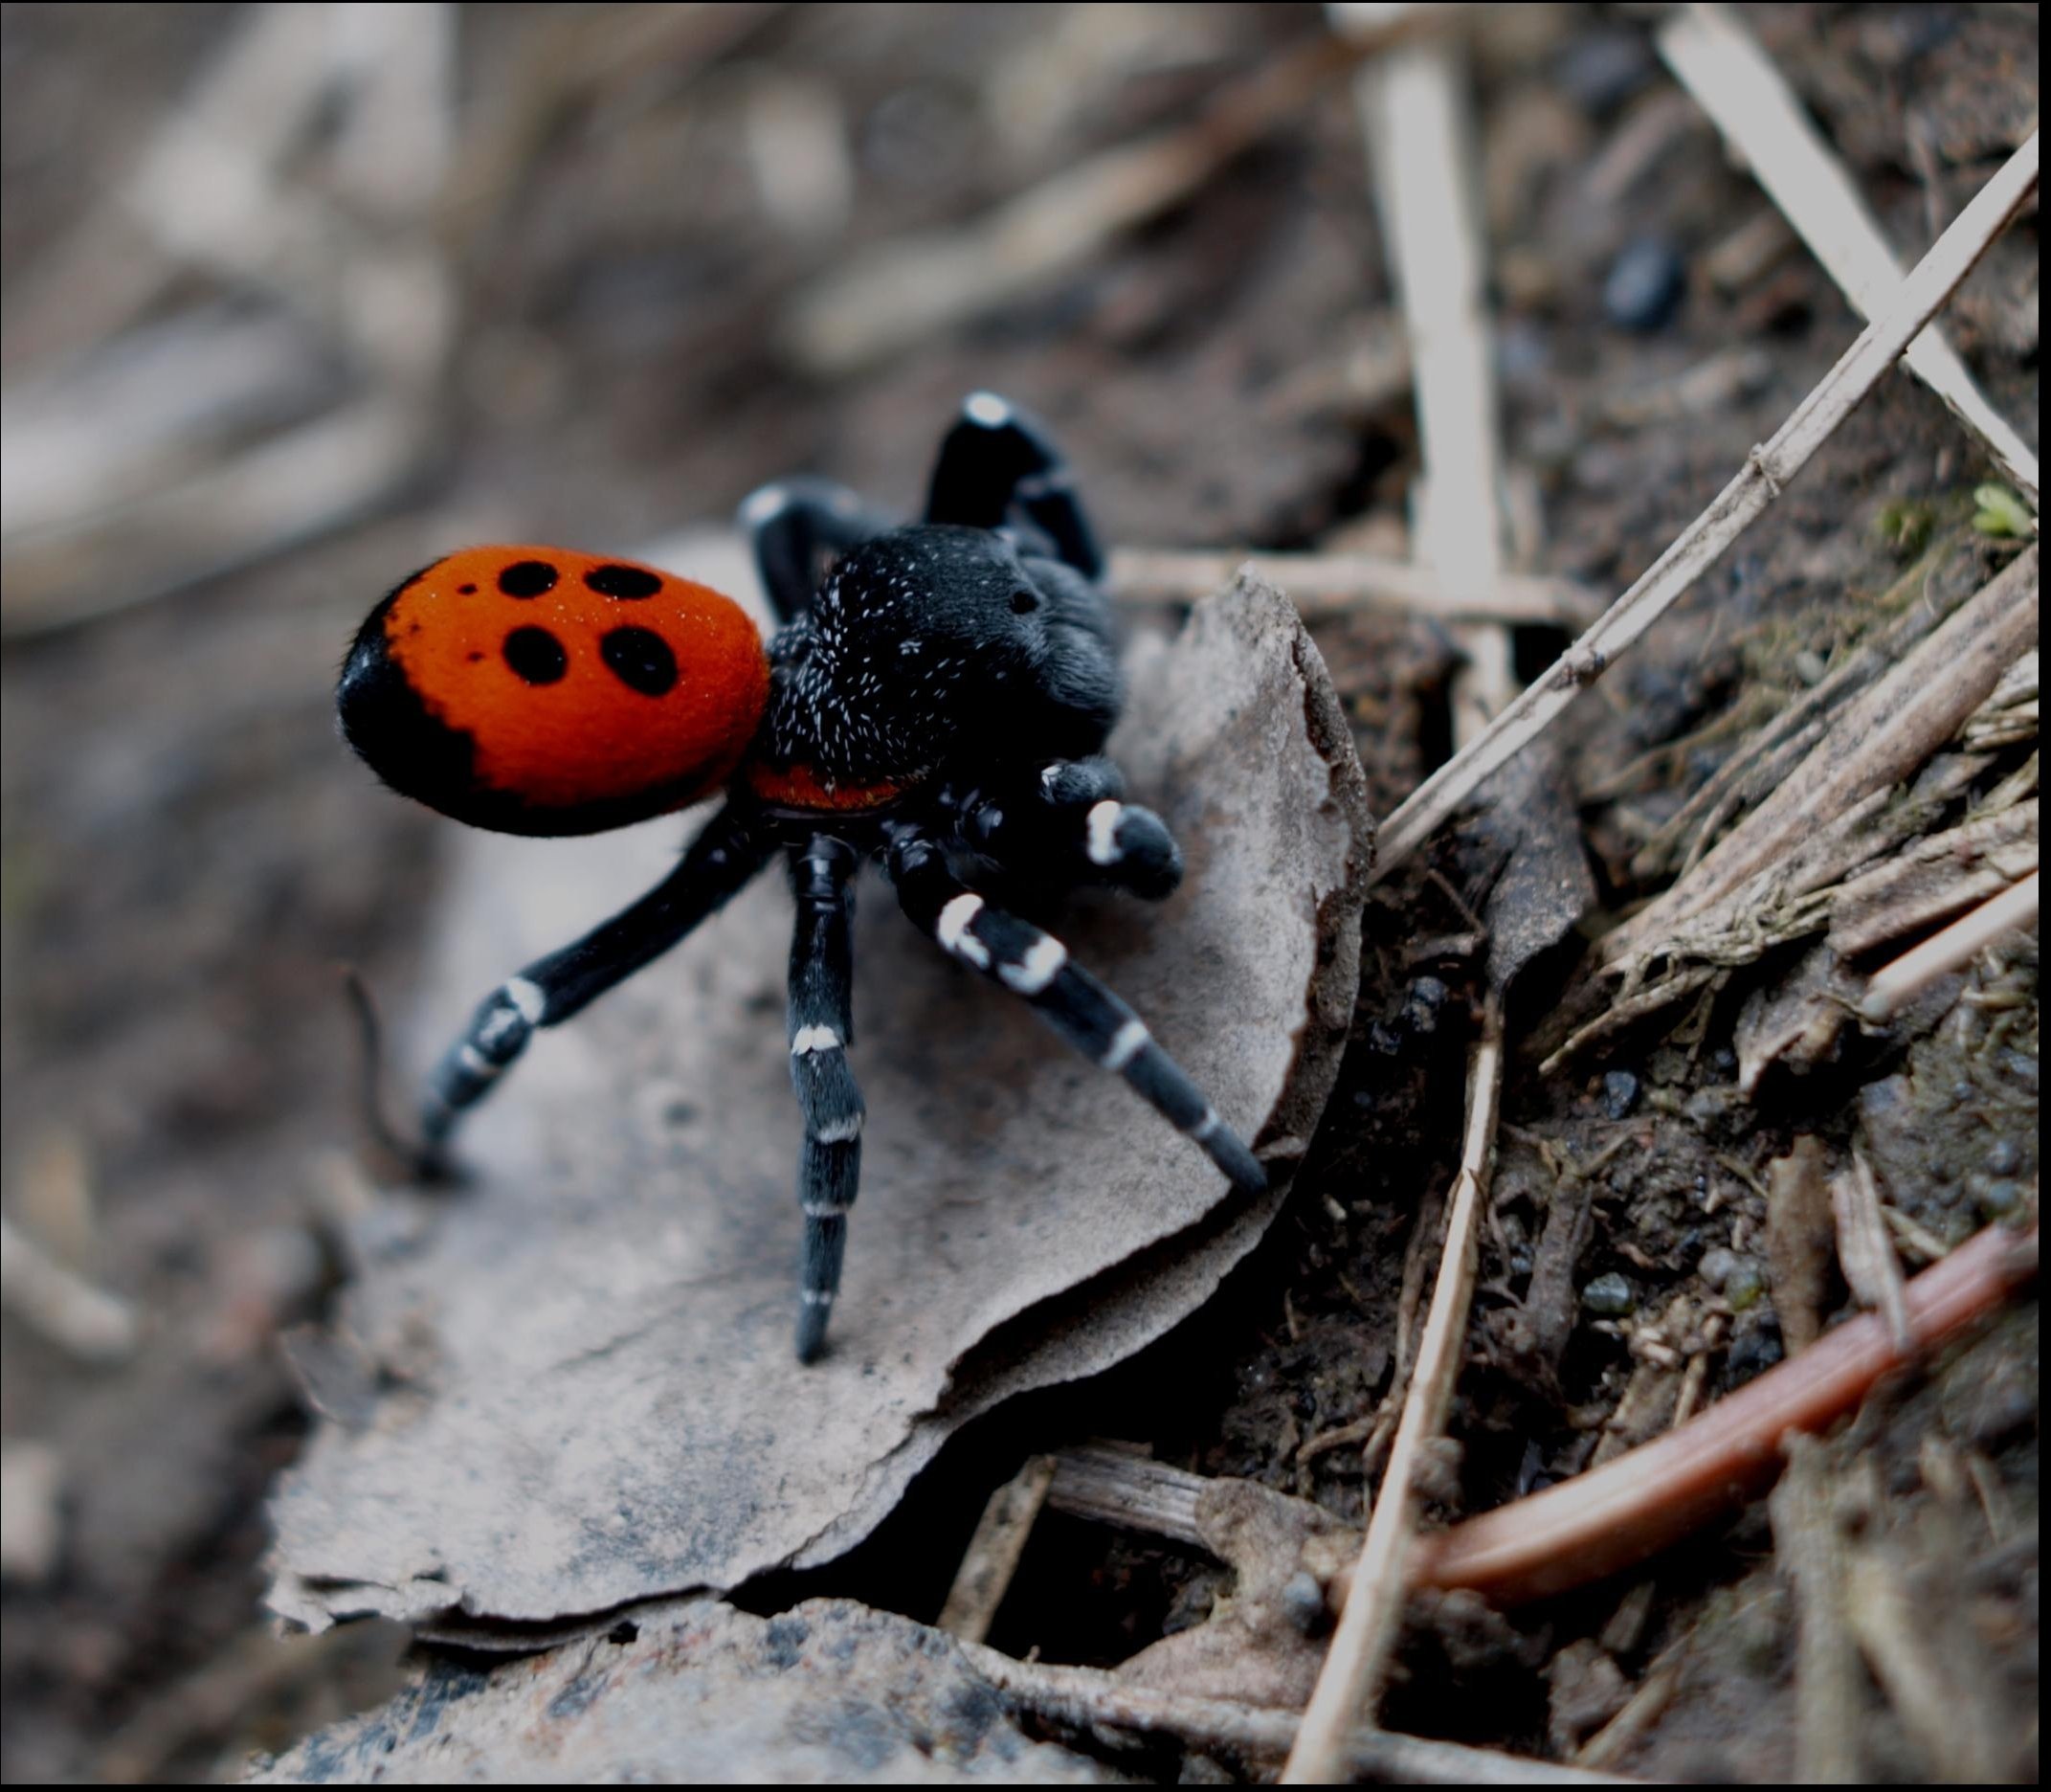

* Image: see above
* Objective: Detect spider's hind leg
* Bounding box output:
[884,823,1264,1195]
[417,803,769,1164]
[786,836,865,1361]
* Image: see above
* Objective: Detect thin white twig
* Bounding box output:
[1660,2,2040,506]
[1368,130,2040,883]
[1284,19,1516,1780]
[1344,9,1514,737]
[1860,871,2040,1021]
[935,1454,1057,1645]
[1282,994,1504,1782]
[0,1216,138,1364]
[1109,549,1600,624]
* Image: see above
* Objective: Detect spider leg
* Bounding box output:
[418,802,771,1161]
[738,476,892,623]
[884,823,1265,1194]
[950,755,1182,902]
[786,836,865,1361]
[925,392,1104,581]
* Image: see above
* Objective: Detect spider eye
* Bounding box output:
[1010,588,1040,614]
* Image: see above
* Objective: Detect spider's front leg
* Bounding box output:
[417,804,771,1166]
[883,821,1265,1196]
[925,392,1104,580]
[949,756,1183,902]
[786,835,865,1361]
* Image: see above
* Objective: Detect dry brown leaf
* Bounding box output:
[243,1597,1116,1783]
[1766,1137,1837,1354]
[267,549,1371,1632]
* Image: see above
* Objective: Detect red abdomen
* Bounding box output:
[339,547,769,837]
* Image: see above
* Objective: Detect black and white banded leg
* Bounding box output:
[925,392,1104,581]
[418,804,771,1163]
[738,476,892,623]
[954,756,1183,901]
[885,824,1264,1194]
[786,836,864,1360]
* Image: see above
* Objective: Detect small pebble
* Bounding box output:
[1978,1178,2026,1220]
[1603,237,1686,333]
[1582,1272,1635,1317]
[1684,1087,1728,1130]
[1984,1138,2021,1176]
[1601,1069,1640,1119]
[1698,1246,1738,1291]
[1726,1324,1784,1382]
[1281,1571,1327,1636]
[1403,976,1448,1038]
[1724,1260,1765,1310]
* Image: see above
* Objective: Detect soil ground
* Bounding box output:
[0,3,2037,1781]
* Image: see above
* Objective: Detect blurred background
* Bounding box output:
[1,2,2037,1781]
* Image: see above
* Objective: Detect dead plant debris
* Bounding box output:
[0,5,2037,1784]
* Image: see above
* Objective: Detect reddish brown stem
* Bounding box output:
[1410,1221,2037,1605]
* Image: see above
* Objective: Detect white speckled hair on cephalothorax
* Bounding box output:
[385,393,1267,1362]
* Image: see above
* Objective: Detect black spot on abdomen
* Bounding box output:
[601,626,678,695]
[499,560,559,598]
[503,625,568,683]
[586,563,663,600]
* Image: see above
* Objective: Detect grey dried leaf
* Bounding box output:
[243,1597,1118,1784]
[268,549,1371,1632]
[1466,742,1595,994]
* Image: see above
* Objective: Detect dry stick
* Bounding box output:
[1343,11,1516,747]
[1600,512,2040,969]
[1660,2,2040,506]
[1829,799,2039,958]
[1283,995,1505,1783]
[0,1215,139,1365]
[1284,23,1519,1780]
[1109,549,1601,625]
[1046,1223,2036,1615]
[1836,1150,1914,1356]
[960,1643,1639,1786]
[1770,1434,1865,1784]
[1841,1534,2001,1781]
[1631,545,1969,879]
[1368,130,2040,885]
[1349,1183,1444,1477]
[935,1454,1057,1646]
[1572,1640,1687,1771]
[1409,1221,2037,1606]
[1860,871,2040,1021]
[779,27,1413,376]
[1046,1446,1207,1548]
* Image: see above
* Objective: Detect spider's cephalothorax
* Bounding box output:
[337,393,1266,1360]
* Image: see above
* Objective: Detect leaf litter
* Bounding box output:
[265,547,1372,1635]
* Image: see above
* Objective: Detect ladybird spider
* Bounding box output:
[338,393,1266,1360]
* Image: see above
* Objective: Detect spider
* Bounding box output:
[337,393,1266,1360]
